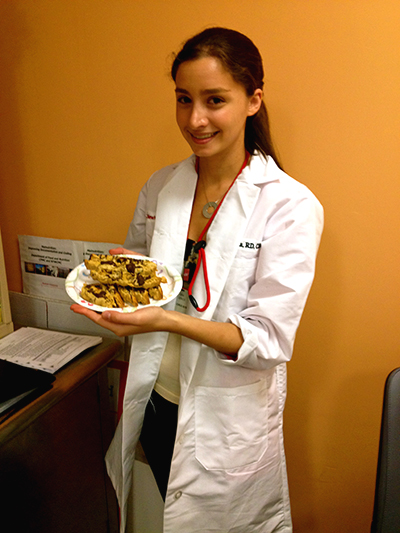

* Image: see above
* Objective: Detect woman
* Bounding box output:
[72,27,323,533]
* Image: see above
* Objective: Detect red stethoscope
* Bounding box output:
[187,153,250,312]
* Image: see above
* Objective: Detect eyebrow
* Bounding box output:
[175,87,231,95]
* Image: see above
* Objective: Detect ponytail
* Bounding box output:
[246,102,282,169]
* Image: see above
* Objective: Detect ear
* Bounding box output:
[247,88,263,117]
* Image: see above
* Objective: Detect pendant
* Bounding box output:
[202,201,218,219]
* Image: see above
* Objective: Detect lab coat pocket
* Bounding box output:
[195,379,269,471]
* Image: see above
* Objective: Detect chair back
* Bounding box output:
[371,367,400,532]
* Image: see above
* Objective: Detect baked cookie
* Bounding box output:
[81,283,125,308]
[117,286,139,307]
[81,254,166,308]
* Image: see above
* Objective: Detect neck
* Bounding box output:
[197,148,247,188]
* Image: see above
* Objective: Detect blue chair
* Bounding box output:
[371,367,400,532]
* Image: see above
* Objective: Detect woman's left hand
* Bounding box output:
[70,303,169,337]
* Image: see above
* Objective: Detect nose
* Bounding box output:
[189,104,208,129]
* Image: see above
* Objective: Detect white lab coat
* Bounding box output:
[106,153,323,533]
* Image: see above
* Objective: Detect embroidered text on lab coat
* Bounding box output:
[239,241,261,250]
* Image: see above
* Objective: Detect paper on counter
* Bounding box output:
[0,327,102,374]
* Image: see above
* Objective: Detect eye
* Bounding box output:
[176,95,191,105]
[208,96,224,105]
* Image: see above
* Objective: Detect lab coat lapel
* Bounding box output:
[202,156,277,312]
[187,164,261,321]
[139,157,198,400]
[149,156,197,271]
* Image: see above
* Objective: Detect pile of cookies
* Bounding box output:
[81,254,167,308]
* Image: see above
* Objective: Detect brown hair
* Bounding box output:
[171,27,282,168]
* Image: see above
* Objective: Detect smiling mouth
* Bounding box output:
[190,131,218,143]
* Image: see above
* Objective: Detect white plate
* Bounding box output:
[65,255,182,313]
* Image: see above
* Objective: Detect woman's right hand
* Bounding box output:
[109,247,144,256]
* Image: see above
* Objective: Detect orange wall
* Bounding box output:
[1,2,399,531]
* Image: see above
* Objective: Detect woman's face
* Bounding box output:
[175,56,261,164]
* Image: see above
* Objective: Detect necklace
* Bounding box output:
[200,176,222,219]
